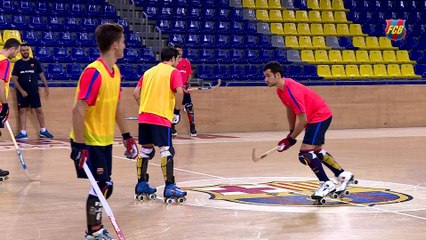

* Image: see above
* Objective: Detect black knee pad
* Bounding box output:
[86,195,102,226]
[98,181,113,199]
[184,103,194,113]
[298,152,315,165]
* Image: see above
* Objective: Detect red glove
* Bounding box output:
[286,130,294,138]
[70,142,89,169]
[277,136,297,152]
[123,132,138,159]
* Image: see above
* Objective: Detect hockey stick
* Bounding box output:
[252,145,279,162]
[83,163,126,240]
[188,79,222,92]
[5,121,40,181]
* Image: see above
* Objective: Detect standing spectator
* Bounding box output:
[11,44,53,140]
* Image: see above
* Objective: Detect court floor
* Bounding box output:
[1,128,426,240]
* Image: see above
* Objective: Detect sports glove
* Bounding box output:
[286,130,294,138]
[0,103,9,128]
[70,142,89,169]
[277,136,297,152]
[123,132,138,159]
[172,109,181,124]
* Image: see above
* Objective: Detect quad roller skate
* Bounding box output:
[311,180,337,205]
[164,184,187,205]
[334,171,358,197]
[0,169,9,181]
[189,123,197,137]
[85,227,115,240]
[171,124,177,138]
[134,181,157,201]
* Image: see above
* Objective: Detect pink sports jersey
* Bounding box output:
[137,67,182,127]
[176,58,192,85]
[0,56,11,82]
[277,78,332,124]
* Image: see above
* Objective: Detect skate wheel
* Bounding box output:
[319,198,326,204]
[177,197,185,204]
[164,198,173,205]
[148,193,156,200]
[331,193,339,199]
[135,194,144,201]
[344,190,350,196]
[352,179,359,184]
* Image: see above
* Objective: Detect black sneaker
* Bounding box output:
[190,123,197,137]
[171,124,177,138]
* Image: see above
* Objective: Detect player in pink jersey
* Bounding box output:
[171,44,197,137]
[263,62,356,202]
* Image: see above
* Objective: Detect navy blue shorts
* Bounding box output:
[303,116,332,146]
[182,92,192,105]
[17,91,41,108]
[138,123,172,147]
[71,140,112,181]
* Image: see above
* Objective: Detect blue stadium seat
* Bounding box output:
[213,65,229,80]
[401,37,418,50]
[70,3,85,17]
[65,17,80,31]
[10,15,28,30]
[119,65,137,81]
[140,48,156,62]
[215,49,231,63]
[258,35,272,48]
[117,19,130,31]
[230,65,244,80]
[199,49,215,63]
[230,9,244,21]
[216,35,229,48]
[244,35,258,48]
[59,32,75,47]
[197,65,214,79]
[187,20,201,32]
[29,16,44,30]
[303,65,321,80]
[217,21,230,33]
[1,0,15,14]
[157,19,172,32]
[185,34,200,47]
[202,21,215,33]
[76,32,94,46]
[173,20,186,32]
[175,0,187,6]
[217,9,230,20]
[201,0,215,7]
[66,63,82,80]
[17,0,32,14]
[35,1,50,15]
[410,50,423,63]
[127,33,142,47]
[244,22,257,34]
[22,31,39,46]
[52,3,67,16]
[339,37,355,49]
[288,65,303,80]
[123,49,140,63]
[346,12,359,22]
[230,35,244,48]
[189,8,201,19]
[274,49,289,64]
[245,65,258,81]
[160,7,173,18]
[415,64,426,78]
[200,34,214,47]
[87,4,101,17]
[47,17,63,31]
[185,48,199,63]
[0,15,9,29]
[245,49,259,63]
[145,7,158,18]
[169,34,184,45]
[294,0,308,9]
[89,48,100,61]
[230,21,244,34]
[82,18,98,32]
[71,47,89,63]
[202,8,215,20]
[137,64,151,78]
[175,7,187,19]
[230,49,244,63]
[259,49,273,64]
[53,47,70,62]
[41,31,59,46]
[371,12,385,24]
[103,5,117,18]
[47,64,67,80]
[406,0,418,12]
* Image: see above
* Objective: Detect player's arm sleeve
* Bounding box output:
[11,61,19,77]
[187,61,193,75]
[285,87,306,115]
[0,60,10,81]
[170,69,183,92]
[77,68,102,106]
[35,60,43,73]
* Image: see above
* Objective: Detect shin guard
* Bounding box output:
[184,103,195,124]
[137,147,155,182]
[160,146,175,184]
[315,149,344,177]
[86,195,102,233]
[300,150,329,182]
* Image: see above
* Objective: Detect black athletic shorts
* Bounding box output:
[17,90,41,108]
[71,140,112,181]
[303,116,332,146]
[138,123,172,147]
[182,92,192,105]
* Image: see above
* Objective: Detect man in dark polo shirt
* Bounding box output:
[11,44,53,140]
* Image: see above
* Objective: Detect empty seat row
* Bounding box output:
[243,0,347,10]
[391,36,426,50]
[157,20,259,34]
[270,23,365,36]
[344,0,426,12]
[145,7,233,19]
[301,49,415,64]
[134,0,229,8]
[347,11,426,24]
[0,1,116,18]
[318,64,420,79]
[169,34,273,48]
[256,10,350,23]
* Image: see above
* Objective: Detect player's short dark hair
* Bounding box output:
[160,46,179,62]
[20,43,30,48]
[263,61,284,77]
[3,38,20,50]
[95,23,124,53]
[174,44,183,49]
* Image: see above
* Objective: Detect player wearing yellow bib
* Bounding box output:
[0,38,21,180]
[132,46,187,204]
[70,24,138,240]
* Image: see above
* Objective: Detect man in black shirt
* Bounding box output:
[11,44,53,140]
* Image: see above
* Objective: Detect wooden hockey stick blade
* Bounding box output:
[188,79,222,92]
[5,121,40,181]
[252,146,279,162]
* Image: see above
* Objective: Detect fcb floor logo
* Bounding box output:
[176,177,426,213]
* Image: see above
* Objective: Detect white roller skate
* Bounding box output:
[134,181,157,201]
[0,169,9,181]
[335,171,358,197]
[85,227,115,240]
[164,184,187,205]
[311,180,337,205]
